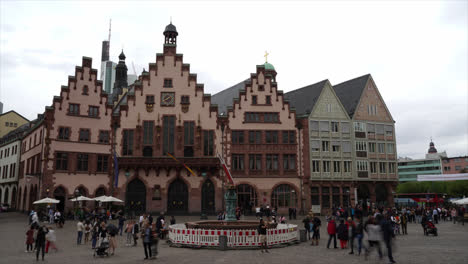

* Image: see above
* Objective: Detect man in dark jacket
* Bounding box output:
[36,225,48,261]
[302,217,311,240]
[381,215,396,263]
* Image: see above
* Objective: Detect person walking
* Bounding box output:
[132,220,140,246]
[354,217,365,255]
[25,226,35,253]
[258,219,268,253]
[45,227,58,253]
[364,216,382,260]
[125,220,134,246]
[107,223,118,255]
[35,225,48,261]
[76,219,84,245]
[401,213,408,235]
[150,222,159,259]
[142,223,153,260]
[326,216,338,249]
[91,222,99,249]
[337,219,348,249]
[381,214,396,263]
[311,215,321,246]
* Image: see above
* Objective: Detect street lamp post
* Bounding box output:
[220,123,225,213]
[74,189,80,220]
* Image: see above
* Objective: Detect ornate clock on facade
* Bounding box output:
[161,92,175,106]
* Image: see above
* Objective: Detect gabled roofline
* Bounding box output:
[0,110,30,122]
[308,80,351,120]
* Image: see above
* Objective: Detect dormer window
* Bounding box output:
[164,78,173,88]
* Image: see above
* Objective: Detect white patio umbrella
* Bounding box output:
[100,196,124,203]
[33,197,60,204]
[94,195,109,202]
[69,196,94,202]
[454,198,468,205]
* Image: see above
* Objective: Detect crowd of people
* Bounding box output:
[24,208,177,261]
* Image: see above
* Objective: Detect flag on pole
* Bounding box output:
[113,151,119,188]
[218,153,234,185]
[166,153,197,177]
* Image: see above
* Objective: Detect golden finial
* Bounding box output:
[264,51,269,63]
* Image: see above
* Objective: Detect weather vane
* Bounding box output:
[264,51,269,63]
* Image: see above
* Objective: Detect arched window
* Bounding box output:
[271,184,297,208]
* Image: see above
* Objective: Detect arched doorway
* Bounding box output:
[54,187,66,212]
[201,179,215,214]
[143,146,153,157]
[95,187,106,197]
[167,178,188,214]
[3,187,9,204]
[375,183,388,207]
[11,187,17,209]
[126,179,146,216]
[237,184,257,215]
[271,184,297,209]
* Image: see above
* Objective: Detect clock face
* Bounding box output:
[161,92,175,106]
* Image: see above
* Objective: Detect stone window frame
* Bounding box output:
[79,128,91,142]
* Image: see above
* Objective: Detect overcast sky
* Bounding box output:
[1,1,467,159]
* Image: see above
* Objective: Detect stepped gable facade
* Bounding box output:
[214,62,303,214]
[112,23,222,214]
[12,23,398,215]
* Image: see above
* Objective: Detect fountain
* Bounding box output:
[168,185,298,249]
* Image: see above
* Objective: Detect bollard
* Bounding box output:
[299,229,307,242]
[219,235,228,251]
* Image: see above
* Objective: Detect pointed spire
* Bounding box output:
[119,49,126,61]
[108,19,112,42]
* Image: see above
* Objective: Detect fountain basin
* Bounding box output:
[169,222,298,248]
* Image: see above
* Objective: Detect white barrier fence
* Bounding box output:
[169,224,298,248]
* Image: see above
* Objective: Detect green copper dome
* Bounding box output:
[264,62,275,71]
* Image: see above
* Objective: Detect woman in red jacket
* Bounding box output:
[326,216,337,249]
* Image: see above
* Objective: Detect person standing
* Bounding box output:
[107,223,118,255]
[432,208,439,224]
[25,226,35,253]
[170,216,176,225]
[35,225,48,261]
[326,216,338,249]
[142,223,152,260]
[91,222,99,249]
[401,213,408,235]
[302,216,311,241]
[337,219,348,249]
[451,208,457,224]
[118,215,126,236]
[346,217,356,254]
[258,219,268,253]
[311,215,321,246]
[150,222,159,259]
[76,219,84,245]
[84,220,92,244]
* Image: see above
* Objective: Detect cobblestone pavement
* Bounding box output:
[1,212,467,264]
